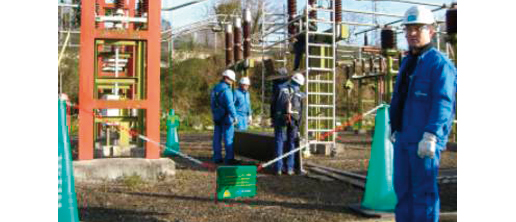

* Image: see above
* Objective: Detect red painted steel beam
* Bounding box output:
[145,0,161,159]
[78,0,96,160]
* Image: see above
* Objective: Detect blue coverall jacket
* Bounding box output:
[389,47,457,147]
[389,47,457,222]
[234,88,251,131]
[210,81,238,162]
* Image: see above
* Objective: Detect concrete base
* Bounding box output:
[312,144,331,155]
[73,158,175,184]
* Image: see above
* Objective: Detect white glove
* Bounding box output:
[390,131,397,144]
[418,132,437,159]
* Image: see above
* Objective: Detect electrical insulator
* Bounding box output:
[288,0,297,35]
[243,9,252,59]
[335,0,342,23]
[115,0,124,9]
[381,27,397,50]
[233,17,243,62]
[225,24,234,66]
[446,3,457,35]
[308,0,317,20]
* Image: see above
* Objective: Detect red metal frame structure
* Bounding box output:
[78,0,161,160]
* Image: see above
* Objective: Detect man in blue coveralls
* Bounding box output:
[210,69,239,165]
[272,73,305,176]
[389,6,457,222]
[234,77,252,131]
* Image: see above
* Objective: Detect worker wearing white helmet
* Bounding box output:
[234,77,252,131]
[390,5,457,222]
[291,73,305,86]
[210,69,238,165]
[271,72,306,176]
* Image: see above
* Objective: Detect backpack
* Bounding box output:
[275,84,303,126]
[210,87,229,124]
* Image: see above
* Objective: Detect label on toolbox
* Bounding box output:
[216,165,257,200]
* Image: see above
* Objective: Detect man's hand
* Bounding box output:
[418,132,437,159]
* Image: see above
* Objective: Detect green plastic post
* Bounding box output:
[59,99,80,222]
[164,109,180,156]
[361,104,397,211]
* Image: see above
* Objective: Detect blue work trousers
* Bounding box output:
[394,142,441,222]
[236,114,248,131]
[274,124,298,172]
[212,123,235,162]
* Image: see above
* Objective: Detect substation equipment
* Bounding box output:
[78,0,162,160]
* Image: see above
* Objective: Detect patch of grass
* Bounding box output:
[121,174,144,190]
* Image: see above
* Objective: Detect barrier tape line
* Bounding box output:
[258,141,314,171]
[257,105,384,171]
[63,102,386,173]
[319,104,386,140]
[63,101,216,171]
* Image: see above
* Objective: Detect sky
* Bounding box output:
[162,0,457,50]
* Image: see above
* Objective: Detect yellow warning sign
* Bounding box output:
[223,190,231,198]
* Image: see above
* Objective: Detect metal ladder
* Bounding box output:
[303,0,336,154]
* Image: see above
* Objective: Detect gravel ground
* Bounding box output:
[76,132,456,222]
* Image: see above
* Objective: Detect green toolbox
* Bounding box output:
[216,165,257,200]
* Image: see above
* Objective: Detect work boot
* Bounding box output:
[214,159,223,164]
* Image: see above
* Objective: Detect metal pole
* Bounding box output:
[168,38,173,110]
[58,3,79,8]
[282,3,288,68]
[114,47,120,96]
[261,2,265,118]
[261,16,302,38]
[354,5,448,36]
[356,0,444,8]
[161,0,211,11]
[341,8,404,18]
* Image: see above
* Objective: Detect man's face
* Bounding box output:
[224,77,234,85]
[404,24,435,48]
[241,84,250,91]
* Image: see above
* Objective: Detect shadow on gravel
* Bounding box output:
[79,206,169,222]
[119,191,354,214]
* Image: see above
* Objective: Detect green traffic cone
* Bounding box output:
[164,109,180,156]
[360,104,397,211]
[58,99,80,222]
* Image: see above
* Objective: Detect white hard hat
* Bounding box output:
[240,77,250,85]
[291,73,305,86]
[222,69,236,81]
[402,6,435,26]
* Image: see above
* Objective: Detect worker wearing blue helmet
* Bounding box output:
[234,77,252,131]
[210,69,239,165]
[389,6,457,222]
